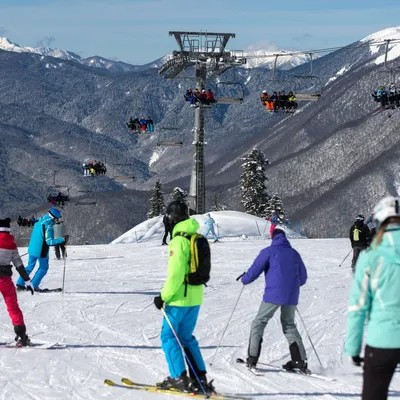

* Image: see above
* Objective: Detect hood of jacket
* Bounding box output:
[271,233,292,248]
[172,218,200,236]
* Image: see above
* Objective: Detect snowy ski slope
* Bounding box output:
[2,215,399,399]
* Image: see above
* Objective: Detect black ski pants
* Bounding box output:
[162,229,172,245]
[362,345,400,400]
[54,244,66,260]
[351,246,367,273]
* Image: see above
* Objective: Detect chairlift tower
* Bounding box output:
[159,31,246,214]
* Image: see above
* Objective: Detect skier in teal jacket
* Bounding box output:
[16,208,66,292]
[345,196,400,400]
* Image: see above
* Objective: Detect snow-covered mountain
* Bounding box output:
[0,37,308,72]
[241,49,313,70]
[0,37,81,62]
[3,26,400,242]
[360,26,400,66]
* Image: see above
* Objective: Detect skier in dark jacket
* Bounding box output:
[349,215,371,273]
[162,214,172,245]
[241,229,308,372]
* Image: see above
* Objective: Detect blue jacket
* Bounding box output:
[204,217,215,227]
[345,224,400,356]
[241,233,307,305]
[28,213,65,258]
[270,213,279,225]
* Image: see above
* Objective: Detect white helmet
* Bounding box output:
[262,90,267,94]
[373,196,400,228]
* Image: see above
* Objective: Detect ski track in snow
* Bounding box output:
[0,239,398,399]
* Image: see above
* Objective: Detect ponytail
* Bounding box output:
[372,216,400,246]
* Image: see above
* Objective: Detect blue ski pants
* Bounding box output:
[161,305,206,379]
[16,254,49,289]
[205,226,218,241]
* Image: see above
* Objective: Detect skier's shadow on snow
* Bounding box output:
[245,392,400,398]
[69,291,159,295]
[60,344,239,350]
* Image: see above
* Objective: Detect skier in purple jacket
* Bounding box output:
[241,229,308,372]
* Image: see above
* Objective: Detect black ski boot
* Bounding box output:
[189,375,215,395]
[282,360,309,373]
[156,372,189,392]
[246,356,258,369]
[14,325,31,347]
[16,284,26,291]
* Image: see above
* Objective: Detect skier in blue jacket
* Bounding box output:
[204,214,218,242]
[241,229,308,372]
[345,196,400,400]
[16,208,66,292]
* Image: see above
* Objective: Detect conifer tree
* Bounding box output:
[147,179,165,219]
[240,149,269,217]
[171,187,188,203]
[211,193,227,211]
[265,193,286,223]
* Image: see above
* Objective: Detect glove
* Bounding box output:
[236,272,246,281]
[351,355,364,366]
[25,280,34,295]
[154,295,164,310]
[63,235,69,245]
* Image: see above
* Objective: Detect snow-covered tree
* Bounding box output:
[171,187,188,203]
[240,149,269,217]
[265,193,287,223]
[147,179,165,219]
[210,193,227,212]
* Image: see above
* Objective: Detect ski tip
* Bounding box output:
[104,379,116,386]
[121,378,134,385]
[236,358,245,364]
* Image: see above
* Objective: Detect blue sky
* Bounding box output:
[1,0,400,65]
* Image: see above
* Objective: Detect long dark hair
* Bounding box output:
[373,216,400,246]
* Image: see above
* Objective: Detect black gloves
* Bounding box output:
[154,295,164,310]
[64,235,69,245]
[25,280,34,296]
[352,355,364,366]
[236,272,246,281]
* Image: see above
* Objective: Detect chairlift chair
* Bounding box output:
[215,81,244,104]
[75,190,97,206]
[46,186,70,204]
[156,127,184,147]
[111,164,135,181]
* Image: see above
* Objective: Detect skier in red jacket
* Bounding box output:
[0,218,34,346]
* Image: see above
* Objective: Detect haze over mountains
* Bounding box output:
[1,27,400,242]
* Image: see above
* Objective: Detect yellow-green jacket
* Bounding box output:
[161,218,203,307]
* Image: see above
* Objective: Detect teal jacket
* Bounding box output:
[345,224,400,356]
[28,214,65,258]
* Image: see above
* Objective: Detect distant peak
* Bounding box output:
[360,26,400,43]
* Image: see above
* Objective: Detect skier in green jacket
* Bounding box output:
[154,201,213,394]
[345,196,400,400]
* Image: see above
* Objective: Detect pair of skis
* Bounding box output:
[104,377,250,400]
[236,358,335,382]
[0,342,66,349]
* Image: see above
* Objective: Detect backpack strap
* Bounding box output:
[175,232,191,296]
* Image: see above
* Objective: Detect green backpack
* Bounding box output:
[353,228,360,241]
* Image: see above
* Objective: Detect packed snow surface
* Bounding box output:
[3,214,399,399]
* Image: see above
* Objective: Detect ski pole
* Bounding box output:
[20,252,28,257]
[62,247,68,296]
[339,249,352,267]
[161,308,209,398]
[210,280,245,366]
[296,308,323,368]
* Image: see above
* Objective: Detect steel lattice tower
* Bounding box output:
[159,31,246,214]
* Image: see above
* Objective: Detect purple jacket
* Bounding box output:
[241,234,307,305]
